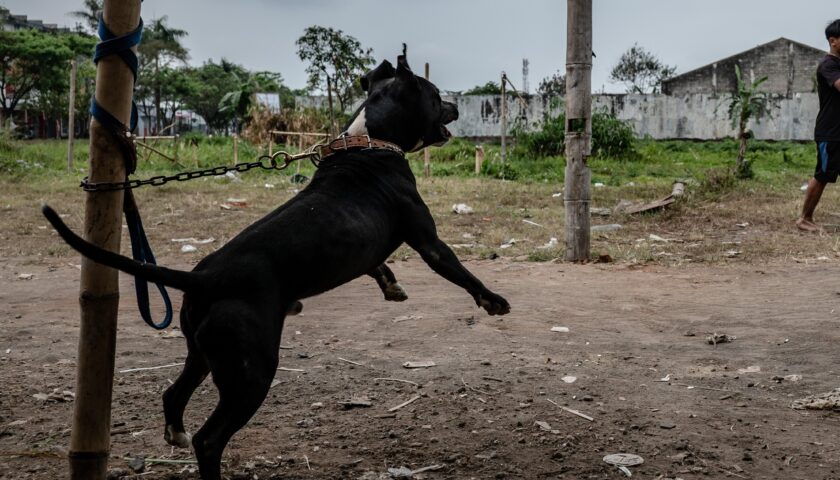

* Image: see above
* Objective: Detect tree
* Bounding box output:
[609,43,676,94]
[295,26,374,113]
[463,81,501,95]
[218,71,258,134]
[180,60,242,132]
[69,0,102,35]
[155,66,197,130]
[136,16,189,132]
[725,64,771,178]
[29,33,97,124]
[537,71,565,97]
[0,29,92,129]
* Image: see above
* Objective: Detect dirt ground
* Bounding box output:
[2,174,840,479]
[3,250,840,479]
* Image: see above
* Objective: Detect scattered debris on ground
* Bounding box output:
[707,333,735,345]
[792,389,840,411]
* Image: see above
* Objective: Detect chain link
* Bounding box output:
[80,148,322,192]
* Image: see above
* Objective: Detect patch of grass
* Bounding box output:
[1,136,833,266]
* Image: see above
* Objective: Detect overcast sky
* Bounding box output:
[5,1,838,93]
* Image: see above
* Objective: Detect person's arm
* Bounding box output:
[820,61,840,92]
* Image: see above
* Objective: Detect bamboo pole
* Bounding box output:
[70,1,140,478]
[564,0,592,262]
[423,62,431,178]
[67,58,77,171]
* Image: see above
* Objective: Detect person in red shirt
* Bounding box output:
[797,19,840,232]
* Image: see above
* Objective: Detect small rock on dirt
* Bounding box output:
[127,456,145,473]
[534,420,552,431]
[659,421,677,429]
[388,466,414,478]
[706,333,735,345]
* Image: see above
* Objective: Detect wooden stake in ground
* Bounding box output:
[69,1,140,478]
[475,145,485,174]
[564,0,593,262]
[67,59,77,171]
[233,134,239,165]
[423,62,431,178]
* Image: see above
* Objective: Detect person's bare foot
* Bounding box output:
[796,218,820,232]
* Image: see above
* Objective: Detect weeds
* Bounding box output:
[0,135,831,265]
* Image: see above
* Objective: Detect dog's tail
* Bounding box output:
[42,205,202,292]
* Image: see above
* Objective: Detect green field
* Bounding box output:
[1,134,835,265]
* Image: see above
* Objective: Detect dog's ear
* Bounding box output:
[396,43,413,78]
[360,60,396,94]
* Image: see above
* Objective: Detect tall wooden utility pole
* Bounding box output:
[564,0,592,262]
[67,59,78,171]
[69,1,140,478]
[326,75,336,137]
[423,62,431,177]
[500,72,507,164]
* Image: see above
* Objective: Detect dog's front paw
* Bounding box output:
[476,292,510,316]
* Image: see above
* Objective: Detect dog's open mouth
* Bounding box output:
[441,124,452,139]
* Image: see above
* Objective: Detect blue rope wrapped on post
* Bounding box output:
[89,12,174,330]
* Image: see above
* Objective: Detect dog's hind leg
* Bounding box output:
[191,301,282,480]
[368,263,408,301]
[162,349,208,448]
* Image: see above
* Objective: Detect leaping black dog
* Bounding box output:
[43,47,510,480]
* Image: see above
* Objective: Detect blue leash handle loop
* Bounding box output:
[90,13,173,330]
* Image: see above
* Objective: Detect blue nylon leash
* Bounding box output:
[90,12,173,330]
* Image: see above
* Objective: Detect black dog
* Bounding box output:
[43,48,510,480]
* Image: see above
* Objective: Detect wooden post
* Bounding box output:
[233,134,239,164]
[297,135,303,173]
[500,72,507,165]
[70,2,140,479]
[172,134,179,164]
[475,145,485,174]
[564,0,592,262]
[326,75,336,137]
[423,62,431,178]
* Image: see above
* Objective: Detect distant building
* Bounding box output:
[0,7,71,33]
[254,92,281,114]
[662,37,826,97]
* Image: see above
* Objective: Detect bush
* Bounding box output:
[590,111,636,158]
[516,109,636,159]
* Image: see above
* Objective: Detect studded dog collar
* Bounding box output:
[318,135,404,160]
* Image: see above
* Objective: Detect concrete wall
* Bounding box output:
[296,92,819,141]
[662,39,823,97]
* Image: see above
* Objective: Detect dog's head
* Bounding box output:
[343,45,458,153]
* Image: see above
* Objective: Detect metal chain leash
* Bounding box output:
[80,147,323,192]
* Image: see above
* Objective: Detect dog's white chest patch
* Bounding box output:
[346,108,368,136]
